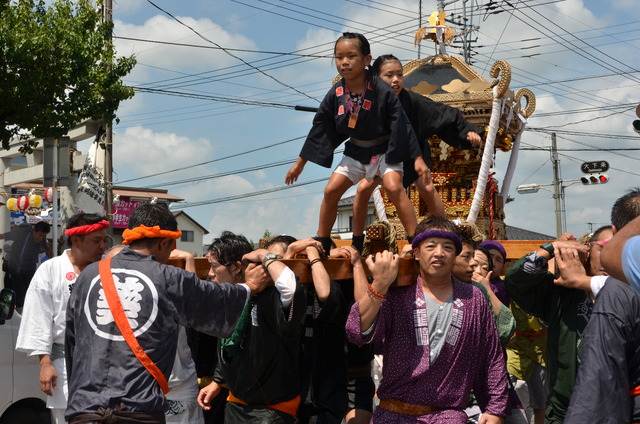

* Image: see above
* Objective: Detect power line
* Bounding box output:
[144,158,296,189]
[497,2,640,85]
[119,135,305,184]
[520,147,640,151]
[146,0,321,103]
[131,86,301,109]
[173,177,327,208]
[532,103,638,117]
[114,36,330,58]
[526,128,639,141]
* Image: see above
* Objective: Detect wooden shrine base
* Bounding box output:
[168,239,549,285]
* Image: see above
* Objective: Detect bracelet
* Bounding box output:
[539,242,555,258]
[367,289,386,303]
[367,284,387,301]
[264,258,281,272]
[309,258,322,267]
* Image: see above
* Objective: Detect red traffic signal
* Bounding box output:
[581,173,609,185]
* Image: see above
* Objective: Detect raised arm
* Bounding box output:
[344,246,368,302]
[306,245,330,301]
[170,249,196,273]
[357,251,399,332]
[285,157,307,185]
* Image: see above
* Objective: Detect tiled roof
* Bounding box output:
[505,225,554,241]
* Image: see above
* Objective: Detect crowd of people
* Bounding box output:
[9,188,640,424]
[7,30,640,424]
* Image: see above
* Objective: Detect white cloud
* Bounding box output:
[113,0,144,15]
[113,126,214,178]
[201,191,324,244]
[115,15,258,73]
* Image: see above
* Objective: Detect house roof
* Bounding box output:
[112,186,183,202]
[172,210,209,234]
[504,225,554,241]
[337,195,359,207]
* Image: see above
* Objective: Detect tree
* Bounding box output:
[0,0,136,151]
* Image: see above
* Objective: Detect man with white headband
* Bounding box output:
[64,203,269,424]
[346,215,508,424]
[16,213,110,424]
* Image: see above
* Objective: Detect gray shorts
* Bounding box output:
[528,363,548,410]
[334,154,403,184]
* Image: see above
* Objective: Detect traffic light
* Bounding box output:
[580,173,609,185]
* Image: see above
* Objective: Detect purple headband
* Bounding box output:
[412,229,462,254]
[479,240,507,260]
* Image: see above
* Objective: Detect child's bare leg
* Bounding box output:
[382,171,417,236]
[318,173,354,237]
[415,173,446,218]
[352,177,381,252]
[353,177,381,235]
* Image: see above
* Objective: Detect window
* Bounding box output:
[366,213,376,226]
[181,230,194,242]
[346,214,375,232]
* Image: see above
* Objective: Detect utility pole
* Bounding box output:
[551,132,564,238]
[418,0,422,59]
[460,0,471,63]
[103,0,114,236]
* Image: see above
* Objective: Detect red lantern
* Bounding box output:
[17,195,29,210]
[44,187,54,203]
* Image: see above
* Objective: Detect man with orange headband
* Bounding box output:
[345,215,508,424]
[16,213,109,424]
[64,204,266,424]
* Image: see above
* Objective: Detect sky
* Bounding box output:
[93,0,640,244]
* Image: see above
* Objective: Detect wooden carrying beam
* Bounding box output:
[168,257,418,285]
[167,240,548,285]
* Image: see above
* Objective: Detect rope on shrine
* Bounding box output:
[489,176,497,240]
[372,186,388,222]
[467,85,502,223]
[362,220,397,257]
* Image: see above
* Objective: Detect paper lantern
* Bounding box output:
[44,187,54,203]
[7,198,18,212]
[17,196,29,211]
[29,194,43,209]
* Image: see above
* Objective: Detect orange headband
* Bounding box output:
[122,225,182,245]
[65,220,110,236]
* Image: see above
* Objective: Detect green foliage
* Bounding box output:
[0,0,136,151]
[262,229,271,239]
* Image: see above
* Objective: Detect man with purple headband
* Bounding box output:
[345,215,508,424]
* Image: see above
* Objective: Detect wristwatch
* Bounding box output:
[539,242,555,258]
[262,252,280,266]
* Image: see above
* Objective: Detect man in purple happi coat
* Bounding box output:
[346,216,508,423]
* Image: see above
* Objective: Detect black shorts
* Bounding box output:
[346,376,375,413]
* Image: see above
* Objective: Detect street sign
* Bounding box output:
[581,161,609,173]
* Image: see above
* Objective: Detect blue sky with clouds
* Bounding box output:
[97,0,640,243]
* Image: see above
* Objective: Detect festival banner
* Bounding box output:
[75,140,106,214]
